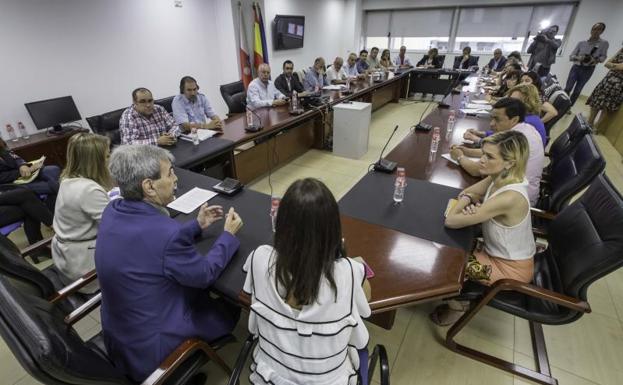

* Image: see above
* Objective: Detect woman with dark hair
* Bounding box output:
[243,178,371,385]
[0,138,60,211]
[487,69,522,101]
[417,47,443,68]
[520,71,558,123]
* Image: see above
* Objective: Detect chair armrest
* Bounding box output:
[487,278,591,313]
[368,344,390,385]
[227,334,257,385]
[19,236,52,258]
[142,338,233,385]
[64,292,102,326]
[530,207,556,220]
[49,270,98,304]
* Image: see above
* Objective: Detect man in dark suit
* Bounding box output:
[453,46,479,69]
[416,48,444,68]
[486,48,508,71]
[274,59,306,97]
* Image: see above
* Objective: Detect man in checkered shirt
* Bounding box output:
[119,88,182,146]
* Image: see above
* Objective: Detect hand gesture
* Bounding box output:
[207,117,223,130]
[273,99,288,107]
[19,165,31,178]
[157,133,176,146]
[224,207,243,235]
[450,146,464,161]
[462,202,481,215]
[463,129,481,143]
[197,204,224,229]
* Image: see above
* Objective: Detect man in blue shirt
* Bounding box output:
[303,57,329,92]
[356,49,370,73]
[172,76,223,131]
[344,53,360,77]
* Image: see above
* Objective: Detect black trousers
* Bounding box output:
[0,188,53,244]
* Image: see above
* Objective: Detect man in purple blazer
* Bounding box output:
[95,145,243,382]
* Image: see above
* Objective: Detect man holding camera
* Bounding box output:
[565,22,609,105]
[527,25,562,77]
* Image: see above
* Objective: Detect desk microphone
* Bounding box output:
[373,125,399,173]
[241,102,263,133]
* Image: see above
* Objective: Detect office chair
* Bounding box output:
[446,174,623,385]
[155,96,175,113]
[220,81,246,116]
[227,334,390,385]
[545,113,592,165]
[86,108,126,146]
[544,91,572,135]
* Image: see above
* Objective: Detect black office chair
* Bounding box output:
[453,55,479,69]
[537,134,605,214]
[545,113,592,166]
[446,174,623,385]
[437,55,446,68]
[544,91,572,135]
[86,107,126,146]
[155,96,175,113]
[0,234,92,314]
[227,335,390,385]
[220,81,246,116]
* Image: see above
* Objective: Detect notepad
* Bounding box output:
[441,153,481,166]
[179,129,218,143]
[166,187,218,214]
[13,156,45,185]
[322,84,346,90]
[469,99,490,105]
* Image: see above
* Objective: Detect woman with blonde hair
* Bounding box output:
[52,133,113,291]
[379,49,393,69]
[432,130,535,325]
[507,83,547,145]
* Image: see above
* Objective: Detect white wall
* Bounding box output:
[0,0,237,136]
[361,0,622,97]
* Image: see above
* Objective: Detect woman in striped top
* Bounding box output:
[243,178,372,385]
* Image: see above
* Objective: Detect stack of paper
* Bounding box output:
[13,156,45,185]
[467,103,492,110]
[167,187,218,214]
[179,129,218,143]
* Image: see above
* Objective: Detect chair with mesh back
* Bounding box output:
[446,174,623,385]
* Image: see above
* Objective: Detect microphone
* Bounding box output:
[373,125,399,173]
[241,101,263,133]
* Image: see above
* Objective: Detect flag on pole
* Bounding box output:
[238,3,252,88]
[253,2,269,72]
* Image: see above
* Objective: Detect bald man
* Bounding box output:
[326,57,348,84]
[246,63,287,109]
[487,49,507,72]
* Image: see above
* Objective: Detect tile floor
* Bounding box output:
[4,98,623,385]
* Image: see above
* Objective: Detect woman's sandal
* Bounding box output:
[429,304,467,326]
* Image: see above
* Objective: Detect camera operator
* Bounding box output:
[565,22,609,105]
[527,25,562,77]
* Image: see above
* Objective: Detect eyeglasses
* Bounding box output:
[136,98,154,104]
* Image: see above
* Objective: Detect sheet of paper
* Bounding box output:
[459,108,491,116]
[469,100,490,105]
[322,84,345,90]
[167,187,218,214]
[467,103,492,110]
[441,153,481,166]
[179,129,218,142]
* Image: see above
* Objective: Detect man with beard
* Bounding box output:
[120,87,180,146]
[172,76,223,132]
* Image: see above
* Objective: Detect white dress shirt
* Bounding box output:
[246,78,286,108]
[326,66,348,83]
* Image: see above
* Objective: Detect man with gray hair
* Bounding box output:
[304,57,329,92]
[95,144,244,382]
[246,63,287,108]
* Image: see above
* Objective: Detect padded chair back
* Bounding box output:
[155,96,174,113]
[220,81,246,115]
[546,134,605,212]
[544,91,572,134]
[86,107,126,146]
[548,114,591,162]
[0,276,130,385]
[437,55,446,67]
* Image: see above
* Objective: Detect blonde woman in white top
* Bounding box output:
[431,130,535,325]
[243,178,372,385]
[52,133,112,292]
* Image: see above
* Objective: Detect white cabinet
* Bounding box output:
[332,101,372,159]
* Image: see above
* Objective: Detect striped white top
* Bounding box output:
[243,245,371,385]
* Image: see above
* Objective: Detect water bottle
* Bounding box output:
[5,124,18,141]
[465,90,471,104]
[191,127,199,145]
[246,107,254,127]
[393,167,406,203]
[369,74,374,86]
[345,77,351,90]
[291,90,298,110]
[270,196,281,232]
[447,110,456,133]
[430,127,441,153]
[17,122,29,139]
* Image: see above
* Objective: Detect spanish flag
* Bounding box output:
[238,4,252,88]
[253,2,269,72]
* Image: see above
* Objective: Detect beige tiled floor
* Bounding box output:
[4,98,623,385]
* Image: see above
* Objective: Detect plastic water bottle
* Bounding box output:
[345,77,351,90]
[430,127,441,153]
[17,122,29,139]
[465,90,471,104]
[447,110,456,133]
[291,90,298,110]
[270,197,281,232]
[191,127,199,145]
[393,167,406,203]
[5,124,18,141]
[369,74,374,86]
[246,107,254,127]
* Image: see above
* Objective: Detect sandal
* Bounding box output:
[429,304,466,326]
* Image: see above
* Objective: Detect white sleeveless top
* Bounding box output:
[243,245,371,385]
[482,180,536,261]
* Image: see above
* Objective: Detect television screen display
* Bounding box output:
[24,96,81,131]
[273,15,305,50]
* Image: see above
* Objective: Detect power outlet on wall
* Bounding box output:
[174,0,182,8]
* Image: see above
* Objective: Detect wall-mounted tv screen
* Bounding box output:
[273,15,304,50]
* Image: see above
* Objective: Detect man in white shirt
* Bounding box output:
[326,57,348,84]
[393,46,413,68]
[367,47,381,69]
[246,64,288,109]
[343,53,360,77]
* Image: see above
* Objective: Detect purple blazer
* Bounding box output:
[95,199,240,382]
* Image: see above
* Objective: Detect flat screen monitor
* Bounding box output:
[24,96,81,132]
[273,15,304,50]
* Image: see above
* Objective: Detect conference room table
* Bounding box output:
[171,72,490,329]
